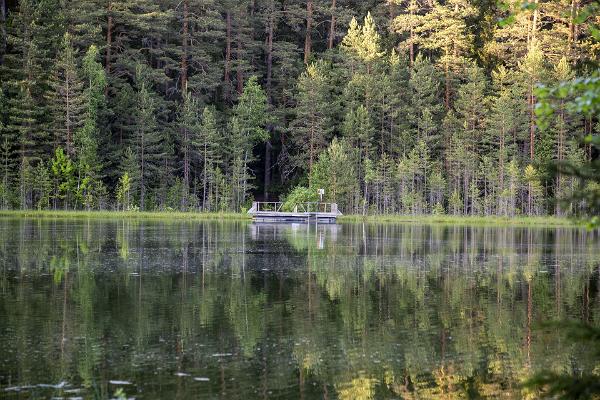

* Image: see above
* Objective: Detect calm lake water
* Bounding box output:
[1,219,599,399]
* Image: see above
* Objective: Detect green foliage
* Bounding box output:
[309,138,358,211]
[116,172,131,211]
[282,186,318,211]
[341,13,384,64]
[524,321,600,399]
[51,147,76,209]
[0,0,595,218]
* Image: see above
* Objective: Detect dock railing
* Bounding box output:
[249,202,340,214]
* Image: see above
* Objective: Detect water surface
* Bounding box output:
[1,219,599,399]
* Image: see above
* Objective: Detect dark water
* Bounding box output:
[0,219,599,399]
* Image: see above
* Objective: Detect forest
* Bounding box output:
[0,0,598,215]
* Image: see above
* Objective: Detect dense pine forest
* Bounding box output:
[0,0,598,215]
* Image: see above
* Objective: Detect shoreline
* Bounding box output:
[0,210,584,227]
[338,214,583,227]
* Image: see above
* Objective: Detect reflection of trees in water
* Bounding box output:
[0,220,599,399]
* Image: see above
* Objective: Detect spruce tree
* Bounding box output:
[193,106,221,211]
[229,76,269,209]
[133,64,166,210]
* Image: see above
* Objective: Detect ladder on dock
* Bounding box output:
[247,202,342,223]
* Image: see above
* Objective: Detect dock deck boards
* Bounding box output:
[248,202,341,223]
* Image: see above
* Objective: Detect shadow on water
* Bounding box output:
[0,218,599,399]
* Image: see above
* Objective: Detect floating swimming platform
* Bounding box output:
[248,202,342,224]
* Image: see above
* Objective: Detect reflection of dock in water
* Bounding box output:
[248,202,342,224]
[249,222,340,248]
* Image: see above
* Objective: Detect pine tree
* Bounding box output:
[193,106,221,211]
[133,64,166,210]
[180,0,225,99]
[229,76,269,209]
[309,138,358,212]
[395,0,477,108]
[452,64,488,214]
[407,54,443,154]
[487,66,526,198]
[76,45,107,208]
[291,61,334,177]
[49,33,86,156]
[519,42,546,162]
[178,90,200,207]
[342,105,374,165]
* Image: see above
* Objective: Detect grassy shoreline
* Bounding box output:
[0,210,251,221]
[338,214,582,226]
[0,209,584,227]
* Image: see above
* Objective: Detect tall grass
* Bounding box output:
[0,210,582,227]
[338,214,581,227]
[0,210,251,221]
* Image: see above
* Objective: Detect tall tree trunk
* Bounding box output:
[236,27,244,95]
[568,0,578,58]
[408,0,415,66]
[444,53,450,110]
[203,143,208,211]
[106,0,113,75]
[555,102,566,214]
[66,77,72,155]
[528,0,540,50]
[140,132,145,210]
[499,125,505,191]
[266,11,274,101]
[224,11,232,100]
[182,127,189,208]
[304,0,313,63]
[327,0,336,49]
[181,0,189,92]
[529,85,535,160]
[0,0,6,66]
[264,140,272,199]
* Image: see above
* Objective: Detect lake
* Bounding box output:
[0,219,599,399]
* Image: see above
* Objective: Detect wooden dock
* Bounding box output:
[248,202,342,223]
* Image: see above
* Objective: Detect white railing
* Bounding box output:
[249,202,339,214]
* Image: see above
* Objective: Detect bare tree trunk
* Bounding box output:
[529,85,535,160]
[0,0,6,66]
[236,27,244,95]
[499,125,505,190]
[527,0,539,50]
[203,144,208,211]
[266,10,274,101]
[140,130,145,210]
[182,127,189,208]
[409,0,415,66]
[181,0,189,92]
[304,0,313,63]
[224,11,232,100]
[264,140,272,199]
[444,55,450,110]
[327,0,336,49]
[106,0,113,75]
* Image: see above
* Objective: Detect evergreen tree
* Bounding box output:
[192,106,221,211]
[50,33,85,156]
[133,64,166,210]
[406,54,443,154]
[291,61,334,177]
[229,76,270,209]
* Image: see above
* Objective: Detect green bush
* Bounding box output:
[282,186,318,211]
